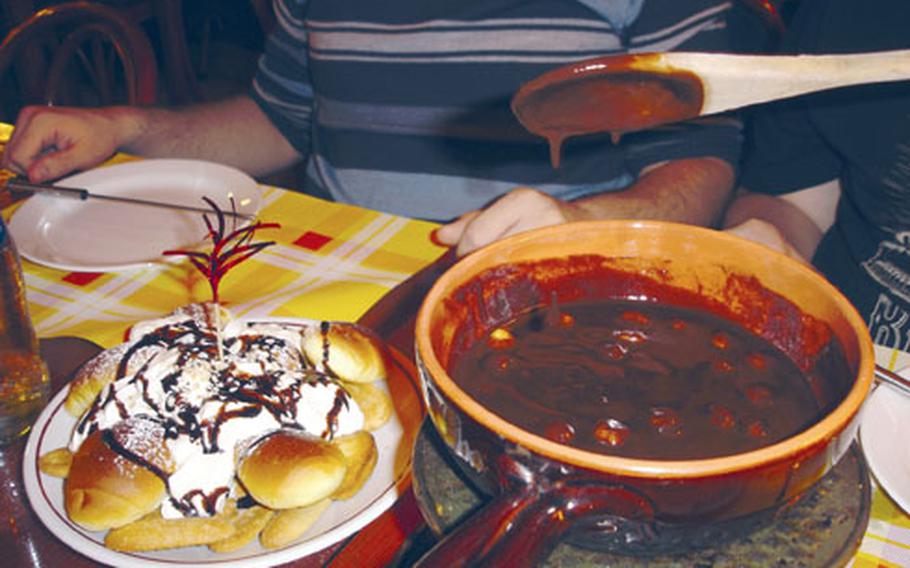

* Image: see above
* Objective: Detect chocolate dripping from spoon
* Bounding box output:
[511,54,706,169]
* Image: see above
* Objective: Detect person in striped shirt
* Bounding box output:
[3,1,772,255]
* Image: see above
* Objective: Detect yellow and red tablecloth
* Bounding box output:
[16,182,444,348]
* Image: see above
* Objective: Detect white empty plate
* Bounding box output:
[9,159,261,272]
[860,370,910,514]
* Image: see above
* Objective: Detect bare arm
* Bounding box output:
[572,157,734,226]
[3,96,302,182]
[120,97,301,174]
[435,157,735,256]
[722,179,841,261]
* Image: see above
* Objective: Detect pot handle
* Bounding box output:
[413,482,561,568]
[414,478,655,567]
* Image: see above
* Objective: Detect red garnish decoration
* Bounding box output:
[163,197,280,303]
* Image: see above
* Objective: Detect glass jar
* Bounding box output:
[0,217,49,444]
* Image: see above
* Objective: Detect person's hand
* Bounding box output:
[2,105,139,182]
[434,187,581,256]
[724,218,808,263]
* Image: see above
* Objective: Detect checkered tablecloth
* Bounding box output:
[14,183,445,348]
[2,124,908,567]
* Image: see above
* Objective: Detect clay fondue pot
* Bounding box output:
[413,221,874,566]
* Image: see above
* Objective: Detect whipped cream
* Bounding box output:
[71,307,366,519]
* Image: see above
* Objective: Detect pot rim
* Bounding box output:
[415,220,875,479]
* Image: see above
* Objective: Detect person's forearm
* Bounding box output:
[723,192,825,260]
[570,157,735,227]
[115,96,302,176]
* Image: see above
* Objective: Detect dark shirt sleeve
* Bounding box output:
[738,0,843,195]
[738,98,842,195]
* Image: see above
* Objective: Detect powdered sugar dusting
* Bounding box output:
[69,304,368,519]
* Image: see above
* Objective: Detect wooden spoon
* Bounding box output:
[512,50,910,167]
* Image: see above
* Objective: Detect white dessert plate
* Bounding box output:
[22,317,424,568]
[860,368,910,514]
[9,159,261,272]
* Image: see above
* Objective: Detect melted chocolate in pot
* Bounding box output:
[450,299,849,459]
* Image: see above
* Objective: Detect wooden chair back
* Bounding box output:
[0,1,158,113]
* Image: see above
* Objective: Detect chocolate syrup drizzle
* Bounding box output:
[318,320,351,438]
[73,316,357,517]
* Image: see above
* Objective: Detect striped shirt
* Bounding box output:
[252,0,748,221]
